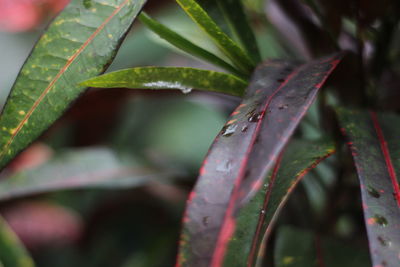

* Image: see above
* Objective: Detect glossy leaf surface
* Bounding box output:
[177,54,342,267]
[139,13,241,76]
[175,0,255,74]
[0,216,34,267]
[214,0,261,63]
[275,226,371,267]
[81,67,247,97]
[224,140,335,266]
[0,0,147,170]
[0,148,167,201]
[337,108,400,267]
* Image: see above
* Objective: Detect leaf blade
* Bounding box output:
[337,108,400,267]
[175,0,255,74]
[80,67,248,96]
[177,54,343,266]
[0,0,147,170]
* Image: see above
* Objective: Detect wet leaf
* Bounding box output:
[337,108,400,267]
[80,67,248,97]
[214,0,261,63]
[0,215,34,267]
[177,53,343,267]
[274,226,371,267]
[138,13,242,77]
[0,0,147,170]
[0,148,168,201]
[225,139,336,266]
[175,0,255,74]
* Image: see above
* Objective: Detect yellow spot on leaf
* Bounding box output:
[9,128,17,135]
[19,110,26,115]
[108,34,113,39]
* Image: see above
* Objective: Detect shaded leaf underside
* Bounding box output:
[0,0,147,170]
[337,108,400,267]
[177,53,342,267]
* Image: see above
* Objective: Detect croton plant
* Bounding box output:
[0,0,400,266]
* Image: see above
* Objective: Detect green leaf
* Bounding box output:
[0,216,34,267]
[0,148,169,201]
[336,108,400,267]
[80,67,248,97]
[214,0,261,63]
[138,13,243,77]
[274,226,371,267]
[175,0,255,74]
[224,139,335,266]
[0,0,147,170]
[195,0,233,37]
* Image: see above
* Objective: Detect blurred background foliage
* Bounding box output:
[0,0,389,266]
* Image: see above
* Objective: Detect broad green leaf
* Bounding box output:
[224,140,335,266]
[0,216,34,267]
[80,67,248,97]
[275,226,371,267]
[177,54,343,267]
[215,0,261,63]
[175,0,255,74]
[0,0,147,170]
[0,148,169,201]
[138,13,243,77]
[337,108,400,267]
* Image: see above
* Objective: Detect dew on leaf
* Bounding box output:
[241,125,248,132]
[216,160,232,172]
[373,215,388,227]
[222,124,238,137]
[366,185,380,198]
[377,236,391,247]
[248,112,263,123]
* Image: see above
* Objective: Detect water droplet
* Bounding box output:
[263,183,270,190]
[248,112,263,123]
[217,160,232,172]
[241,125,248,132]
[373,215,388,227]
[260,210,266,214]
[278,104,289,110]
[222,124,238,137]
[202,216,210,226]
[377,236,391,247]
[367,185,380,198]
[181,87,193,94]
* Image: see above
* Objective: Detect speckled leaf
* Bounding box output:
[175,0,255,75]
[0,148,168,201]
[0,216,34,267]
[337,108,400,267]
[0,0,147,170]
[195,0,232,37]
[138,13,242,76]
[224,139,335,267]
[80,67,248,96]
[274,226,371,267]
[177,53,342,267]
[214,0,261,63]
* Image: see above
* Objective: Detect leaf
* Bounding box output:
[224,139,336,266]
[274,226,371,267]
[214,0,261,63]
[138,13,243,77]
[0,215,34,267]
[80,67,248,97]
[0,147,168,201]
[177,53,343,267]
[175,0,255,75]
[195,0,233,37]
[0,0,147,170]
[336,108,400,267]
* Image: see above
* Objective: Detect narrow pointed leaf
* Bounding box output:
[177,54,342,267]
[138,13,242,77]
[215,0,261,63]
[80,67,248,97]
[175,0,255,74]
[275,226,371,267]
[337,108,400,267]
[0,216,34,267]
[224,139,335,266]
[0,148,168,201]
[195,0,233,37]
[0,0,147,170]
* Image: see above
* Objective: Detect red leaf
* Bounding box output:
[177,53,343,266]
